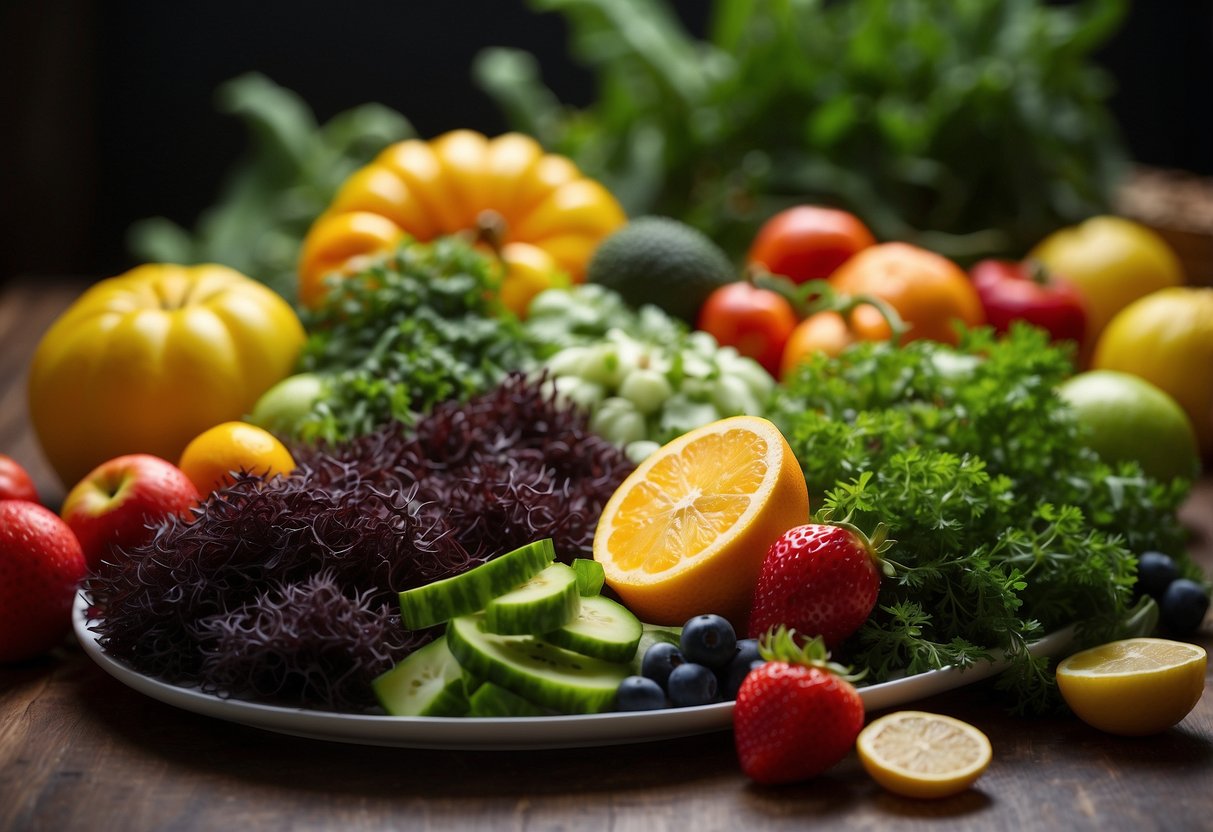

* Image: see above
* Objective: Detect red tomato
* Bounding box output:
[969,259,1086,346]
[0,454,39,503]
[747,205,876,285]
[698,282,798,377]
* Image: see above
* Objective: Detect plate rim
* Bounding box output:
[72,590,1072,750]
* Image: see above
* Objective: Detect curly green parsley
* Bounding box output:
[770,325,1193,713]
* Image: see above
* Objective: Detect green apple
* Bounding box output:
[1058,370,1200,483]
[247,373,327,439]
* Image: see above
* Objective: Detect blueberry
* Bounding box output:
[641,641,684,688]
[680,614,737,669]
[615,676,668,711]
[667,662,718,707]
[1160,579,1210,636]
[1137,551,1180,600]
[720,638,764,700]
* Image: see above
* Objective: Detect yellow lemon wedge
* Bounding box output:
[1055,637,1207,736]
[592,415,808,628]
[857,711,993,799]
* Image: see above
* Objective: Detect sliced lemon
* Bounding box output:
[1055,637,1206,736]
[592,415,808,628]
[857,711,992,799]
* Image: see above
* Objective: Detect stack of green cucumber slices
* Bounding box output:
[374,539,647,717]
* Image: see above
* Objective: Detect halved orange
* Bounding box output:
[592,415,809,628]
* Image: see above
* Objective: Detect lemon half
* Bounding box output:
[1055,637,1206,736]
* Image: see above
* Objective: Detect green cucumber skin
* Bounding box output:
[372,637,468,717]
[446,614,629,715]
[544,595,644,663]
[484,563,580,635]
[467,683,553,717]
[398,538,555,630]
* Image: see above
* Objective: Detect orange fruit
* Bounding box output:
[857,711,993,799]
[592,415,809,628]
[178,421,297,495]
[829,242,984,346]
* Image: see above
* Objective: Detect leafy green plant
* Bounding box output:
[475,0,1129,261]
[127,73,413,301]
[769,325,1193,712]
[295,236,541,443]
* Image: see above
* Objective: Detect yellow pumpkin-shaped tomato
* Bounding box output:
[297,130,626,312]
[28,264,306,487]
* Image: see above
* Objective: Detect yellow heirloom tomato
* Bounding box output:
[298,130,626,315]
[1093,286,1213,457]
[28,264,306,488]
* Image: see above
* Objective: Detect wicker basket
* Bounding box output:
[1116,166,1213,288]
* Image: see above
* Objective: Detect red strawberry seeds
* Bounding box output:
[733,628,865,784]
[747,522,889,647]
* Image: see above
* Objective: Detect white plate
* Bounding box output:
[73,591,1073,750]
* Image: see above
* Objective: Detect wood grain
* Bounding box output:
[2,278,1211,831]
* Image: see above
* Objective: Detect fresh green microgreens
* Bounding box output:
[770,325,1193,713]
[293,236,542,442]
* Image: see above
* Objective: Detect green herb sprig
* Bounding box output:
[477,0,1128,261]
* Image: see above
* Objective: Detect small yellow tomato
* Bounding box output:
[1093,286,1213,456]
[28,264,305,487]
[178,421,297,495]
[1029,216,1184,361]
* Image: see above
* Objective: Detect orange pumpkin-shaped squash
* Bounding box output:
[298,130,626,312]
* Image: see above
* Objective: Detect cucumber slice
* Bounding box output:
[446,613,630,714]
[467,683,554,717]
[545,594,644,663]
[398,538,555,629]
[484,562,580,635]
[572,558,605,596]
[372,637,468,717]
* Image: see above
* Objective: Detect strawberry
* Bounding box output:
[733,627,865,784]
[0,500,87,663]
[747,520,890,648]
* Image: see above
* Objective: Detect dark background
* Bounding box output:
[2,0,1211,285]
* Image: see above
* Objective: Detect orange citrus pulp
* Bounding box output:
[592,415,808,628]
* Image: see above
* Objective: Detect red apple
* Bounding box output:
[60,454,200,570]
[0,454,39,502]
[0,500,87,662]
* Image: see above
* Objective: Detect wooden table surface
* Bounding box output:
[2,277,1211,831]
